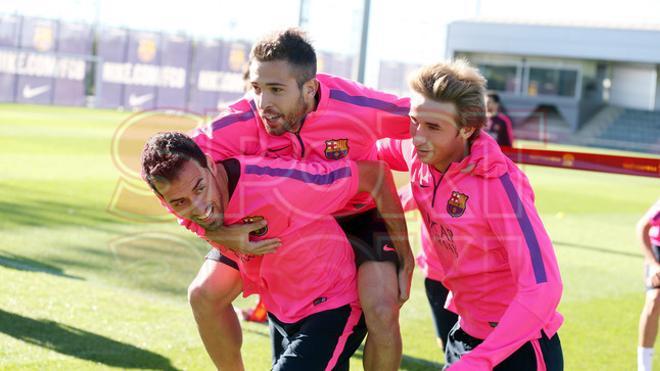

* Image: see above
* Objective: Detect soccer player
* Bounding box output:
[188,28,414,370]
[485,92,514,147]
[141,131,412,370]
[377,60,564,370]
[637,199,660,371]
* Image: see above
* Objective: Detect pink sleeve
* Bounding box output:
[373,94,411,139]
[452,172,563,369]
[376,138,411,171]
[191,104,260,162]
[241,156,360,220]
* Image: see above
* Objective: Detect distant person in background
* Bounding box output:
[485,92,514,147]
[637,199,660,371]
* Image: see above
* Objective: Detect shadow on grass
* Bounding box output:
[351,345,444,370]
[553,240,643,259]
[0,251,83,280]
[0,309,178,370]
[0,199,125,233]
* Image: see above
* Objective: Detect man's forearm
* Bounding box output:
[359,161,412,259]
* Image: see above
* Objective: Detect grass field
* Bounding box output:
[0,103,658,370]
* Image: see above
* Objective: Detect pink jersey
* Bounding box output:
[378,133,563,369]
[648,199,660,246]
[173,156,360,323]
[192,73,410,215]
[399,184,446,283]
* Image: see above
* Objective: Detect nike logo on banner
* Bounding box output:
[383,244,396,252]
[22,85,50,99]
[128,93,154,107]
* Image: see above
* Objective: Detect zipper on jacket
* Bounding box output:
[294,132,305,157]
[430,164,450,208]
[294,116,307,157]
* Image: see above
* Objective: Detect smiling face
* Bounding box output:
[152,158,226,231]
[409,93,475,172]
[249,60,316,135]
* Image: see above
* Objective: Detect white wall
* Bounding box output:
[610,64,656,110]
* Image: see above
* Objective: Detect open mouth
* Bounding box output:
[197,205,214,224]
[262,112,282,125]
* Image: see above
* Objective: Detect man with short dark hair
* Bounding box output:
[142,131,411,370]
[188,28,414,370]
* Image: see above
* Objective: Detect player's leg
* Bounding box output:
[337,209,402,371]
[639,288,660,370]
[424,277,459,352]
[188,249,244,370]
[359,261,401,371]
[639,256,660,371]
[270,303,367,371]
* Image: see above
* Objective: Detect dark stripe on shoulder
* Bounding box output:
[221,158,241,201]
[329,89,409,116]
[211,110,255,132]
[245,164,352,185]
[499,173,547,283]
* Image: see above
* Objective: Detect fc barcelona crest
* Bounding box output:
[242,215,268,237]
[324,139,349,160]
[447,191,469,218]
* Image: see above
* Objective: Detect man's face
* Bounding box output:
[410,94,471,168]
[153,159,225,231]
[249,60,310,135]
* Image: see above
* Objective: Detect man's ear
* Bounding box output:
[460,126,476,140]
[303,78,318,99]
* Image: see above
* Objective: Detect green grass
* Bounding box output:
[0,103,658,370]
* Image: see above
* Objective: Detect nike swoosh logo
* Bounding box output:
[128,93,154,107]
[382,244,396,252]
[22,85,50,99]
[266,145,291,152]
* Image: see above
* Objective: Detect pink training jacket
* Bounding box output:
[192,73,410,215]
[399,184,446,283]
[172,156,360,323]
[378,133,563,369]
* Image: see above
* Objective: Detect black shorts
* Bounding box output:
[424,278,459,350]
[205,249,239,271]
[444,322,563,370]
[335,208,399,267]
[268,304,367,371]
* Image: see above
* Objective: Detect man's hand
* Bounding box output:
[204,220,281,255]
[397,249,415,304]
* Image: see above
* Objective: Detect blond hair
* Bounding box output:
[409,59,487,133]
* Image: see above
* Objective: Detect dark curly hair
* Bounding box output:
[141,132,207,194]
[250,28,316,87]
